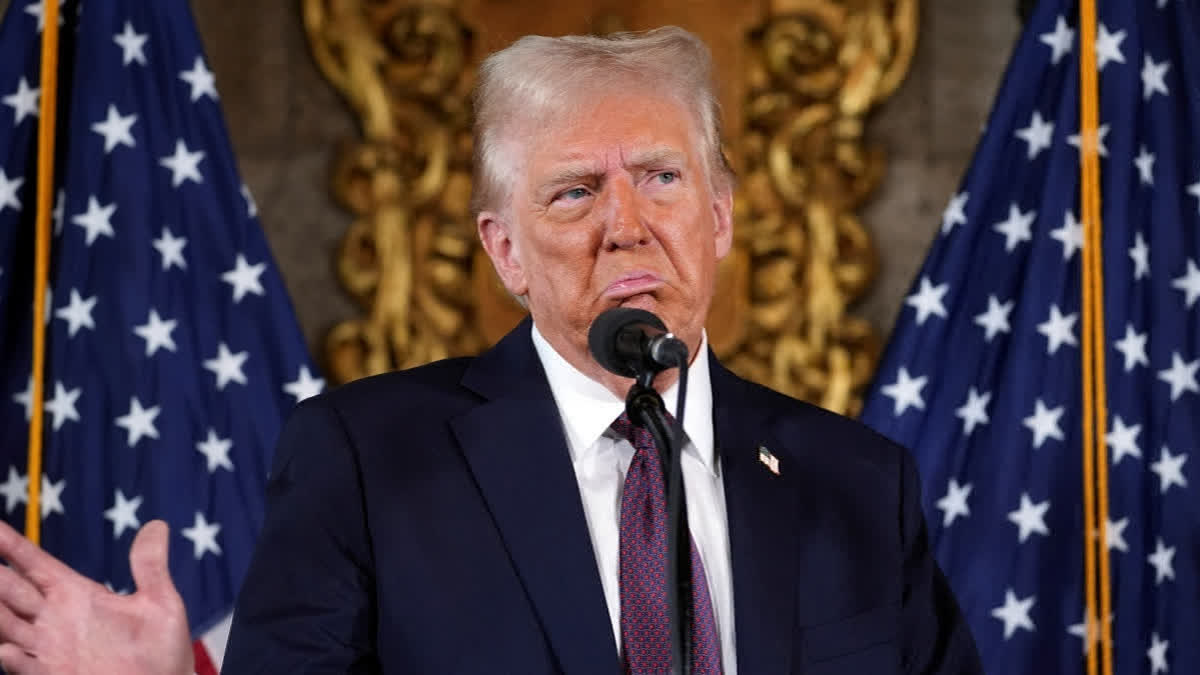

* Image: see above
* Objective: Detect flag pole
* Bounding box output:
[1077,0,1112,673]
[26,0,63,545]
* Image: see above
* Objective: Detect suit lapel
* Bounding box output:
[711,356,800,673]
[451,320,619,674]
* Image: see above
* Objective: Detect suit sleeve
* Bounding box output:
[222,397,380,674]
[898,448,983,674]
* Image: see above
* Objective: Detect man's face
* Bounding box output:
[478,87,733,376]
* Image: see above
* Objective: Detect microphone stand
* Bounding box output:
[626,364,692,675]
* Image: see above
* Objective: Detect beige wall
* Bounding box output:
[1,0,1021,366]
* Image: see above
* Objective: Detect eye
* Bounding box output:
[558,187,590,201]
[656,171,678,185]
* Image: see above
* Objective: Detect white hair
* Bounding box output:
[470,26,733,217]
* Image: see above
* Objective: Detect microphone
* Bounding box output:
[587,307,689,378]
[589,306,695,673]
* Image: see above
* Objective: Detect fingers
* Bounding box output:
[0,564,43,618]
[0,602,36,653]
[0,521,69,592]
[0,642,39,674]
[130,521,175,601]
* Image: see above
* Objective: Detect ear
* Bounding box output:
[477,211,529,297]
[711,185,734,261]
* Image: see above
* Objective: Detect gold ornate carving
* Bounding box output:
[303,1,491,382]
[732,0,917,415]
[303,0,917,416]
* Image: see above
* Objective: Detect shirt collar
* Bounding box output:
[531,322,716,476]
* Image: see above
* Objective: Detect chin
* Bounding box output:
[615,293,661,314]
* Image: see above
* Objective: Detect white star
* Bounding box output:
[1037,304,1078,355]
[43,381,81,431]
[1095,23,1126,71]
[52,189,64,235]
[195,429,234,474]
[283,365,325,404]
[1049,210,1083,260]
[90,104,137,153]
[1150,446,1188,494]
[0,467,27,514]
[991,589,1036,640]
[1015,110,1055,160]
[993,203,1036,252]
[54,288,97,337]
[941,191,968,234]
[1114,323,1149,372]
[180,512,222,559]
[1147,538,1176,585]
[1007,493,1051,542]
[103,489,143,539]
[158,139,205,188]
[3,76,40,125]
[1158,352,1199,402]
[1147,632,1169,674]
[132,309,178,357]
[1189,179,1200,215]
[23,0,63,32]
[0,168,23,214]
[1023,399,1065,448]
[1142,54,1171,100]
[905,276,949,325]
[71,195,117,246]
[151,227,188,271]
[40,475,65,519]
[114,397,161,447]
[1039,15,1074,65]
[881,367,927,416]
[241,183,258,218]
[955,387,991,436]
[12,375,34,421]
[1106,415,1142,465]
[974,295,1013,342]
[1129,232,1150,280]
[1134,146,1155,185]
[221,254,266,303]
[936,478,972,527]
[112,21,148,66]
[1104,516,1129,553]
[1067,612,1111,655]
[179,56,218,102]
[1171,259,1200,307]
[1067,123,1110,158]
[203,342,249,390]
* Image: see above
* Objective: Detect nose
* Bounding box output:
[602,177,651,251]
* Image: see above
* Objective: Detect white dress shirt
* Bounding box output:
[531,324,738,673]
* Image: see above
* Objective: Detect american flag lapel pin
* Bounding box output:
[757,445,780,475]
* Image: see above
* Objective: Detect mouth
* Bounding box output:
[603,271,664,299]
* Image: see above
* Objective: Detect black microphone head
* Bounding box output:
[588,307,667,378]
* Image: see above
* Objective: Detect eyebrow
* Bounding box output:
[534,147,688,199]
[626,147,687,170]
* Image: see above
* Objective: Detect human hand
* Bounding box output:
[0,519,194,675]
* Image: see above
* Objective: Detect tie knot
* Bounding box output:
[610,411,637,443]
[610,409,676,447]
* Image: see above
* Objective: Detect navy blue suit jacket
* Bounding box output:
[223,320,981,673]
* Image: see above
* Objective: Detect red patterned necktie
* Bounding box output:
[612,411,722,674]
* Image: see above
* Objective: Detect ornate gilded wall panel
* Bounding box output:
[302,0,917,415]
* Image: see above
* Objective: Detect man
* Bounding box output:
[0,27,981,673]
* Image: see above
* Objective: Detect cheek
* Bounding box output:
[525,228,601,290]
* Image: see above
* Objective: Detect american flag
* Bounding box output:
[861,0,1199,672]
[0,1,319,671]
